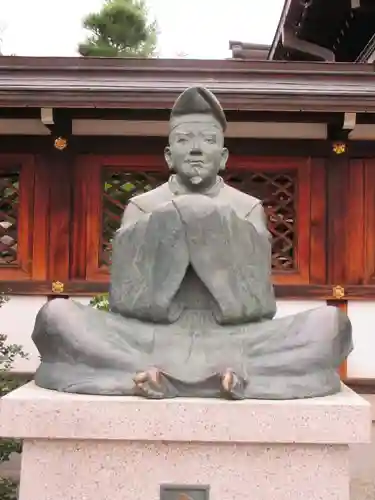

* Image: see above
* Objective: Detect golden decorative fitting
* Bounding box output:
[51,281,65,294]
[54,136,68,151]
[332,142,347,155]
[332,285,345,300]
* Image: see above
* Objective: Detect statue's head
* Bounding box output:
[165,86,229,190]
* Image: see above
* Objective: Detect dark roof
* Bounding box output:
[2,56,375,112]
[269,0,375,62]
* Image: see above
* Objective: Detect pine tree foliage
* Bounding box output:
[79,0,158,57]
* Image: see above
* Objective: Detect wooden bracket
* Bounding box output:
[282,27,335,62]
[40,108,72,150]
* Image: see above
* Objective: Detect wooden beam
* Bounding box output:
[282,27,335,62]
[0,107,343,125]
[2,281,375,299]
[2,57,375,112]
[4,135,375,159]
[71,119,327,140]
[347,378,375,394]
[352,0,375,10]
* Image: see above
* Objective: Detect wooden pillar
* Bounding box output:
[326,136,351,380]
[327,153,349,284]
[326,299,348,379]
[39,111,73,300]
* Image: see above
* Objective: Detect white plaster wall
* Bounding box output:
[0,296,95,372]
[73,296,92,306]
[276,301,375,379]
[275,300,325,318]
[347,302,375,379]
[0,296,47,372]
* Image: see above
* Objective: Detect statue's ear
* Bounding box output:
[164,146,173,171]
[219,147,229,171]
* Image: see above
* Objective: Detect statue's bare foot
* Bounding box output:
[133,368,168,399]
[221,369,246,399]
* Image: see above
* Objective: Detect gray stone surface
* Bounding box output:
[31,86,353,399]
[4,428,374,499]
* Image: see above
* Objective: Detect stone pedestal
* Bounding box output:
[0,382,371,500]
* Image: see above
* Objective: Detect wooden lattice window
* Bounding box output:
[225,157,317,284]
[99,169,296,271]
[224,170,296,271]
[0,171,19,265]
[80,155,322,284]
[101,170,167,266]
[0,156,35,280]
[81,156,166,280]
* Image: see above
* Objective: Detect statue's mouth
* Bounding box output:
[187,159,204,164]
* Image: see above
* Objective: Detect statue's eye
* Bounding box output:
[176,136,188,143]
[205,137,215,144]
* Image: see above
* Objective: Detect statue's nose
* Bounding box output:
[190,144,202,155]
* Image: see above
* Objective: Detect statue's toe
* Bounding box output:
[221,369,246,400]
[133,368,169,399]
[221,369,234,392]
[134,368,161,385]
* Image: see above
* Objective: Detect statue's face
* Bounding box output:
[165,114,229,189]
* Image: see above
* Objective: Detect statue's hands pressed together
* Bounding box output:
[172,193,234,225]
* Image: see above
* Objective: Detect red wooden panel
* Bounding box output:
[309,158,326,284]
[73,155,322,287]
[346,160,365,285]
[364,159,375,284]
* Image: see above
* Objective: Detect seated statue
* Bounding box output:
[32,86,352,400]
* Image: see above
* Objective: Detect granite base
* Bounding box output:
[0,382,371,500]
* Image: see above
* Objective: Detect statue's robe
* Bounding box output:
[32,176,353,399]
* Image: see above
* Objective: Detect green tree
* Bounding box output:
[78,0,158,57]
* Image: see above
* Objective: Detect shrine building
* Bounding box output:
[1,0,375,400]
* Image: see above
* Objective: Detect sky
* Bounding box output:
[0,0,284,59]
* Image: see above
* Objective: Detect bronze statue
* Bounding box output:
[32,87,352,399]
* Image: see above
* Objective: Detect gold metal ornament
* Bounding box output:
[54,136,68,150]
[332,285,345,300]
[51,281,65,294]
[332,142,347,155]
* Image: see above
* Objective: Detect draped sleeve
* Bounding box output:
[172,195,277,324]
[109,200,189,323]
